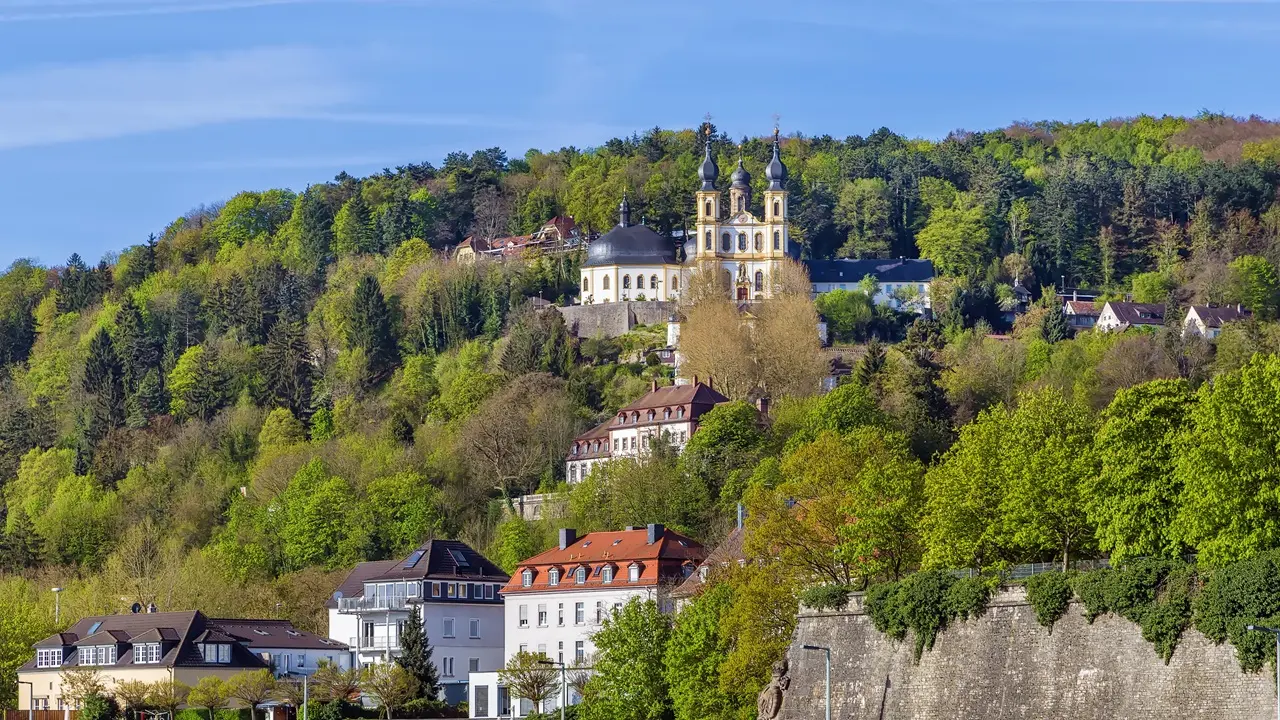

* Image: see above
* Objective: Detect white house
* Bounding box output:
[467,525,706,719]
[1096,301,1166,332]
[327,540,509,705]
[1183,304,1250,339]
[806,258,934,312]
[564,380,732,484]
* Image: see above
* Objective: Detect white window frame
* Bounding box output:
[629,564,640,582]
[602,566,613,583]
[443,618,456,639]
[36,649,62,668]
[574,602,585,625]
[469,618,481,639]
[548,569,560,586]
[519,605,529,628]
[134,643,161,664]
[537,604,548,627]
[522,570,533,587]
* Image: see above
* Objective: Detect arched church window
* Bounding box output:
[754,233,763,252]
[671,275,679,291]
[773,230,781,250]
[705,231,712,250]
[755,271,764,292]
[705,201,712,217]
[623,275,631,289]
[722,270,732,289]
[636,275,645,290]
[737,233,747,252]
[737,196,745,212]
[582,276,590,292]
[603,276,610,290]
[773,200,780,217]
[721,233,731,252]
[650,275,659,292]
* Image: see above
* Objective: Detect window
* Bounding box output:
[651,275,659,292]
[461,584,469,599]
[443,618,456,638]
[704,201,712,217]
[519,644,528,654]
[558,604,565,626]
[677,407,685,418]
[737,196,745,212]
[431,582,440,597]
[629,564,640,582]
[487,584,496,599]
[636,275,645,290]
[755,271,764,292]
[522,570,533,587]
[537,604,548,627]
[613,602,623,613]
[200,643,229,664]
[595,602,604,624]
[575,602,585,625]
[581,276,589,292]
[442,657,454,677]
[737,233,747,251]
[754,232,763,251]
[296,653,306,668]
[537,644,547,658]
[36,649,62,668]
[773,230,780,250]
[630,437,636,450]
[447,583,456,598]
[569,465,577,482]
[704,231,711,250]
[575,641,585,664]
[470,619,481,639]
[575,567,587,584]
[519,605,529,628]
[721,232,731,252]
[672,275,679,291]
[475,684,489,718]
[548,569,560,586]
[602,566,614,583]
[647,409,655,421]
[602,276,610,290]
[134,643,161,664]
[662,408,671,420]
[623,275,631,289]
[469,657,481,674]
[773,200,780,217]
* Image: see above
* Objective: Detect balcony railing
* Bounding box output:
[350,635,401,652]
[336,595,413,613]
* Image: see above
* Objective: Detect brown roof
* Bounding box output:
[673,527,745,598]
[1105,301,1165,325]
[504,525,705,595]
[327,559,399,609]
[617,381,729,414]
[1064,301,1100,316]
[210,619,348,651]
[1189,304,1250,328]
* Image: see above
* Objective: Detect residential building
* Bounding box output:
[17,611,349,711]
[564,379,731,484]
[806,258,935,313]
[1183,304,1250,339]
[467,524,706,719]
[327,540,508,705]
[1096,301,1166,332]
[456,217,581,262]
[1063,300,1101,330]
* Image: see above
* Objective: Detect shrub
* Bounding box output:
[867,570,965,660]
[82,693,119,720]
[799,584,852,611]
[1193,550,1280,672]
[1025,572,1073,629]
[944,575,994,620]
[1071,569,1111,622]
[396,698,453,718]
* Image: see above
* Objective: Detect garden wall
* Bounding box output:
[555,302,675,339]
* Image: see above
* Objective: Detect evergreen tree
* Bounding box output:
[378,198,414,251]
[56,253,93,313]
[127,368,168,428]
[1041,300,1070,343]
[347,276,399,384]
[854,336,887,396]
[394,607,439,700]
[169,345,226,421]
[83,328,126,432]
[115,297,160,393]
[0,511,43,572]
[262,317,314,418]
[334,193,378,256]
[295,187,336,275]
[164,289,205,372]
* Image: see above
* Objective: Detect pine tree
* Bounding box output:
[1041,300,1070,343]
[57,253,93,313]
[127,368,168,428]
[334,193,378,256]
[262,318,314,418]
[164,289,205,373]
[347,276,399,384]
[854,337,887,389]
[115,297,160,393]
[395,607,439,701]
[378,198,413,251]
[83,328,126,432]
[0,511,43,572]
[296,187,336,274]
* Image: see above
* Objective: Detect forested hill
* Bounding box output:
[5,112,1280,707]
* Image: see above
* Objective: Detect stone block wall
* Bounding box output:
[556,301,676,339]
[779,587,1274,720]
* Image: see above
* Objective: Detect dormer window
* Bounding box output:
[602,566,614,583]
[522,569,533,587]
[548,569,560,586]
[647,410,655,421]
[200,643,231,664]
[572,445,578,456]
[663,408,671,420]
[36,649,62,668]
[80,646,118,666]
[677,407,685,419]
[134,643,161,664]
[575,567,587,584]
[628,564,641,583]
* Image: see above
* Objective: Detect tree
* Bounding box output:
[61,667,108,706]
[347,276,399,385]
[227,670,277,720]
[1041,300,1069,343]
[334,193,379,256]
[83,328,126,432]
[1229,254,1280,320]
[311,661,362,704]
[814,288,875,343]
[127,368,167,427]
[679,400,764,501]
[115,296,159,393]
[489,517,541,574]
[395,607,439,700]
[361,663,418,720]
[114,679,151,720]
[921,407,1008,570]
[168,345,226,421]
[144,679,189,720]
[915,195,990,276]
[581,598,671,720]
[1086,379,1194,564]
[717,564,798,709]
[500,308,576,378]
[835,178,894,258]
[187,675,229,720]
[664,581,736,720]
[499,651,558,713]
[261,315,313,418]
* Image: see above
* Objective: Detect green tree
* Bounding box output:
[499,651,558,713]
[500,308,576,378]
[114,296,159,393]
[664,581,736,720]
[226,670,277,720]
[489,518,542,574]
[921,407,1007,570]
[814,289,874,343]
[395,607,439,700]
[334,192,379,256]
[835,178,894,258]
[362,662,418,719]
[582,598,672,720]
[347,276,399,385]
[278,460,355,570]
[127,368,167,427]
[187,676,229,720]
[679,400,763,501]
[915,195,990,276]
[83,328,126,432]
[1041,301,1069,343]
[261,316,313,417]
[167,345,226,421]
[1229,255,1280,320]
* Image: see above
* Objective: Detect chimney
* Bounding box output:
[651,379,658,393]
[647,523,664,545]
[736,503,746,530]
[708,376,714,390]
[1073,290,1078,302]
[693,374,699,385]
[559,528,577,551]
[756,396,770,416]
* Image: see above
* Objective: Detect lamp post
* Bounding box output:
[536,659,566,720]
[1247,625,1280,720]
[18,679,33,720]
[51,587,63,625]
[801,645,831,720]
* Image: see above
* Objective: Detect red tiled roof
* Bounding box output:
[504,526,705,594]
[1064,301,1100,316]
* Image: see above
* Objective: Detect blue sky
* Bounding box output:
[2,0,1279,267]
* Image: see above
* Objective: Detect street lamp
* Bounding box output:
[801,645,831,720]
[51,587,63,625]
[1247,625,1280,720]
[536,659,566,720]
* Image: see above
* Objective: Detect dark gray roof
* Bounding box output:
[1189,304,1250,328]
[1105,302,1165,325]
[699,137,718,190]
[765,131,787,190]
[211,619,348,650]
[806,258,935,284]
[326,559,400,609]
[365,539,509,583]
[731,158,750,188]
[582,224,678,268]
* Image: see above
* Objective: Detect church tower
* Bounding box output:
[729,157,751,217]
[694,127,720,260]
[762,127,789,258]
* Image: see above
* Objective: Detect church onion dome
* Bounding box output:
[731,158,751,189]
[583,224,678,268]
[765,128,787,190]
[698,136,719,191]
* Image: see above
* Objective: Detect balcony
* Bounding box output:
[336,595,413,613]
[350,635,401,652]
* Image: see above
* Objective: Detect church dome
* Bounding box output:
[731,158,751,189]
[698,138,719,191]
[583,224,678,268]
[765,129,787,190]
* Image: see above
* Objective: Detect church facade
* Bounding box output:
[578,129,793,304]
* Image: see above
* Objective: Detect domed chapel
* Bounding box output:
[578,126,794,304]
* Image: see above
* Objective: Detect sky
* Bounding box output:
[2,0,1280,267]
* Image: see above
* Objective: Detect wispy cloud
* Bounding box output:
[0,46,354,150]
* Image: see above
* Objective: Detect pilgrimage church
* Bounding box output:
[578,128,794,304]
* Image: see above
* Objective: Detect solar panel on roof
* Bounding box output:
[403,549,426,569]
[448,548,470,567]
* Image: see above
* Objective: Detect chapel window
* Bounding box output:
[755,271,764,292]
[651,275,659,292]
[603,276,610,290]
[705,201,712,217]
[671,275,679,291]
[623,275,631,289]
[773,200,780,217]
[773,231,781,250]
[721,233,731,252]
[705,231,712,250]
[754,233,763,252]
[737,233,747,251]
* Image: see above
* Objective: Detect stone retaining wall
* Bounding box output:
[556,301,675,338]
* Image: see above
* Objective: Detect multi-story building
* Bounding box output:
[806,258,935,312]
[564,379,730,483]
[326,540,508,704]
[17,611,349,710]
[467,524,706,719]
